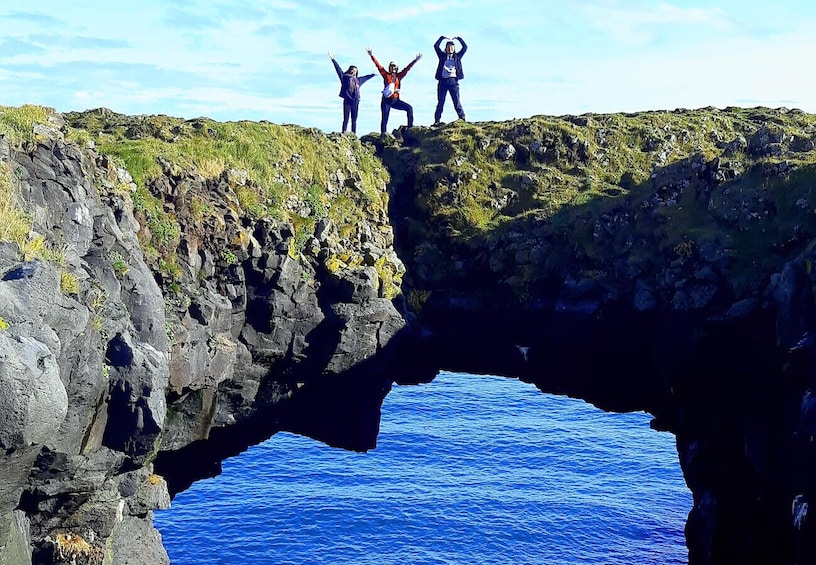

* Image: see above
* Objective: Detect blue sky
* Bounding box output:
[1,1,815,134]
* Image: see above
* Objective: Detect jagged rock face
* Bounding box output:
[0,111,412,564]
[0,130,173,564]
[2,106,816,565]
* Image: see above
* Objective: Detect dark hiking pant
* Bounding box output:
[343,99,360,133]
[381,96,413,133]
[434,78,465,122]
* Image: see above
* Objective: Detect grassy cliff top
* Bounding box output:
[61,107,391,251]
[0,105,399,291]
[4,104,816,303]
[371,106,816,301]
[382,106,816,231]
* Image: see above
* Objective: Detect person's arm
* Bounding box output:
[400,52,422,77]
[358,73,376,86]
[434,35,445,56]
[454,36,467,57]
[328,52,343,79]
[366,47,387,76]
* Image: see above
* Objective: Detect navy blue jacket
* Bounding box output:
[434,36,467,81]
[332,59,375,102]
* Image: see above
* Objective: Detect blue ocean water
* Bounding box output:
[154,371,691,564]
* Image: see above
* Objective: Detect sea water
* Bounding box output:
[154,371,691,564]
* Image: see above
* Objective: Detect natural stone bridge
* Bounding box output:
[1,106,815,564]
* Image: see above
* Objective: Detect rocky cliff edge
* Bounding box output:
[1,105,816,564]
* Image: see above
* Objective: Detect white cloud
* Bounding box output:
[372,3,452,21]
[582,2,733,45]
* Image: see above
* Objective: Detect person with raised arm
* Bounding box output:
[433,35,467,125]
[366,47,422,134]
[329,51,375,134]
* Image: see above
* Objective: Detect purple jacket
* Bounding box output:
[332,59,375,102]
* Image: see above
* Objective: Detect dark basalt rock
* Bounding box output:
[2,107,816,564]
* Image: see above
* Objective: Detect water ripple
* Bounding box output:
[155,372,691,564]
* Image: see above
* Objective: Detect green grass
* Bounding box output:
[60,270,80,295]
[407,108,816,241]
[0,162,31,249]
[0,106,56,252]
[0,104,52,145]
[377,107,816,300]
[58,108,395,290]
[68,111,388,223]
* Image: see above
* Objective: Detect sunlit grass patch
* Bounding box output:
[62,109,394,291]
[0,104,52,145]
[0,163,31,249]
[60,270,80,295]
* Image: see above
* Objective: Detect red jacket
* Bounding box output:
[370,54,418,99]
